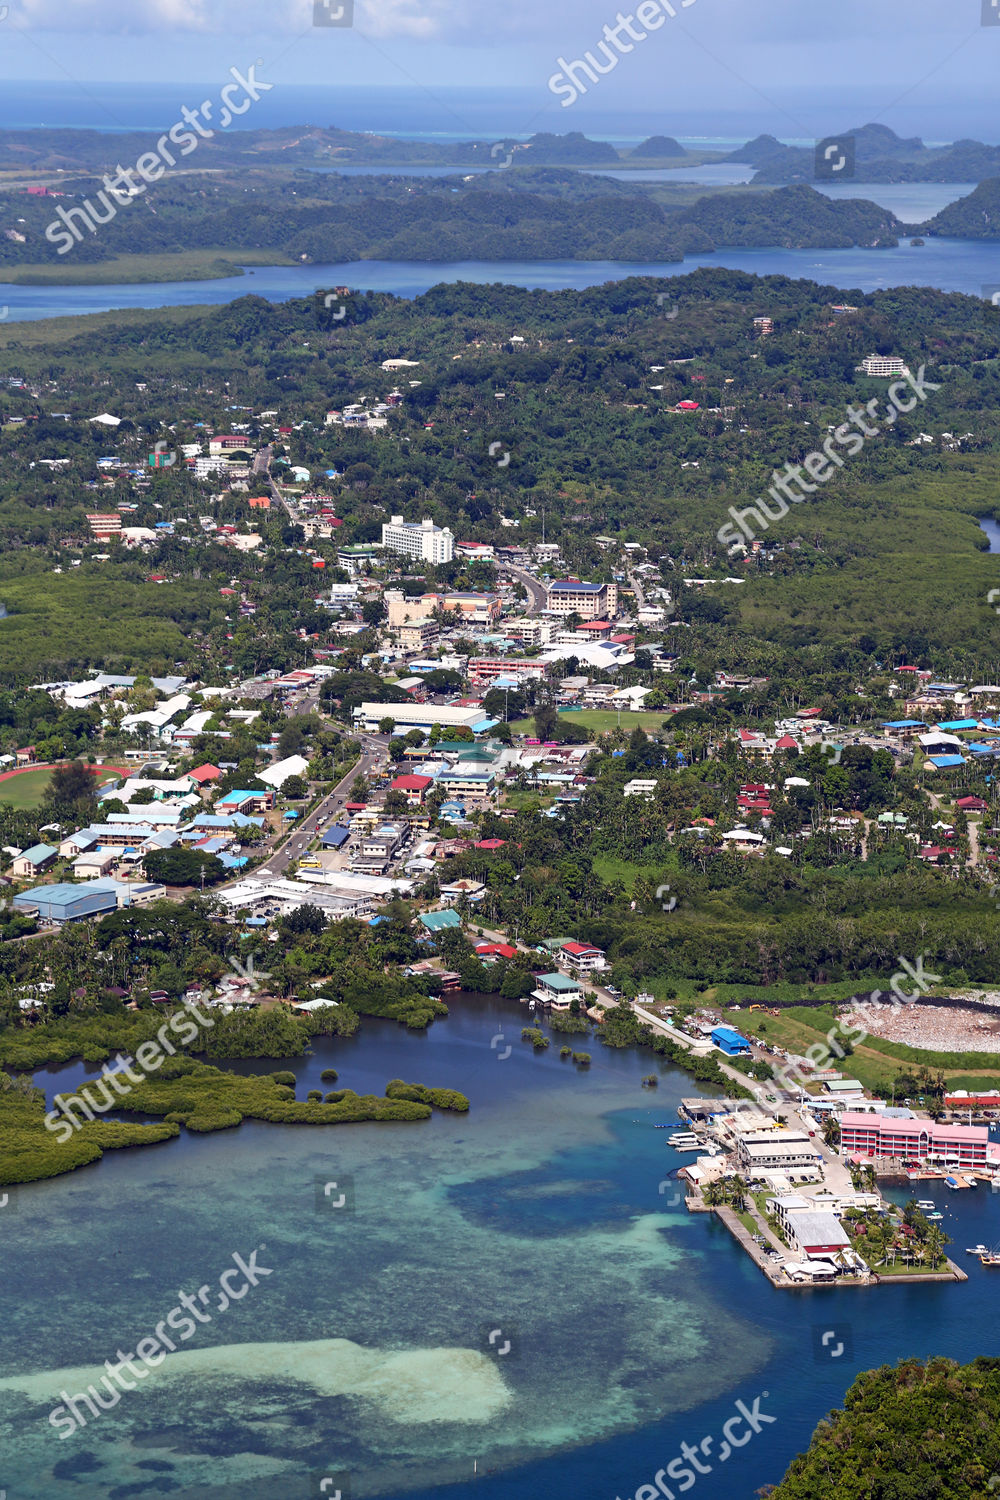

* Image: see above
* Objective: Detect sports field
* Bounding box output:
[0,765,123,810]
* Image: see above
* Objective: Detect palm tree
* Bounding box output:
[729,1174,750,1213]
[924,1226,946,1270]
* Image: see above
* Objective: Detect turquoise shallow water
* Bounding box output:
[2,994,1000,1500]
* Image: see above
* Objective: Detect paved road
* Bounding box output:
[627,568,646,611]
[500,563,547,615]
[256,734,386,877]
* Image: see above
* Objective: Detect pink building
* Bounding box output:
[840,1112,988,1167]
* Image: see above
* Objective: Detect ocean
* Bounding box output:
[3,994,1000,1500]
[0,81,991,147]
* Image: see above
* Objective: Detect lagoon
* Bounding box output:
[2,236,1000,324]
[5,993,1000,1500]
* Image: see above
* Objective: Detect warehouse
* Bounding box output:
[711,1025,752,1057]
[12,879,164,923]
[352,702,495,735]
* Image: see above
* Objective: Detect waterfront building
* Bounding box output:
[839,1112,989,1167]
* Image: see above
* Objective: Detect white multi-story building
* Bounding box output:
[860,354,907,377]
[381,516,455,565]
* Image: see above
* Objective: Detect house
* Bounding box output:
[15,747,37,767]
[391,773,434,806]
[73,849,118,879]
[531,972,583,1011]
[10,843,58,878]
[623,779,658,800]
[556,940,606,973]
[439,878,488,904]
[188,763,222,787]
[475,941,518,961]
[438,801,468,823]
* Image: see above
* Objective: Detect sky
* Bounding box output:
[1,0,999,141]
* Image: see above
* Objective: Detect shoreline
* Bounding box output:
[705,1202,968,1288]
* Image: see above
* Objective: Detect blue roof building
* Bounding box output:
[418,909,462,933]
[322,824,351,849]
[711,1026,752,1057]
[13,882,119,923]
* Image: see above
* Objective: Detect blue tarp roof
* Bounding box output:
[927,754,967,767]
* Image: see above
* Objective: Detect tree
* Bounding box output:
[46,760,97,814]
[361,599,385,626]
[144,848,226,887]
[282,774,308,799]
[280,904,327,936]
[379,717,396,736]
[534,704,558,741]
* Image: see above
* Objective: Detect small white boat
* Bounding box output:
[916,1200,936,1209]
[926,1212,944,1221]
[967,1244,988,1255]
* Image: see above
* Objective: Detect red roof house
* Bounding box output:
[188,763,222,785]
[392,774,433,805]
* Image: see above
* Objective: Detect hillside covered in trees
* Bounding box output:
[768,1357,1000,1499]
[0,169,905,269]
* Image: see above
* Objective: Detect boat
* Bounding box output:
[926,1212,944,1221]
[916,1200,936,1209]
[945,1176,960,1189]
[667,1134,702,1150]
[967,1244,988,1255]
[980,1253,1000,1266]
